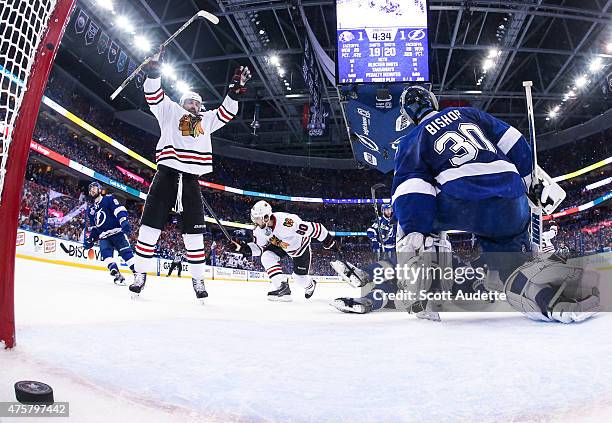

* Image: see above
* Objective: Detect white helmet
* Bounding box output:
[180,91,202,107]
[251,200,272,224]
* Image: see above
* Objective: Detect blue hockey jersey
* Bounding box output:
[392,107,532,234]
[88,195,129,240]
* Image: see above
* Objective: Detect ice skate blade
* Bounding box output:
[114,280,127,286]
[268,296,292,302]
[130,292,140,300]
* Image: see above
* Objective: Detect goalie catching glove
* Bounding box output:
[228,66,252,99]
[524,165,566,215]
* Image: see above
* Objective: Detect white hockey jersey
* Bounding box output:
[541,225,558,254]
[248,212,329,258]
[143,77,238,176]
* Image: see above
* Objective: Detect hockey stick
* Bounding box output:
[522,81,542,251]
[110,10,219,100]
[201,195,233,243]
[370,183,386,259]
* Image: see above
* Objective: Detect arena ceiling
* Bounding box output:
[57,0,612,159]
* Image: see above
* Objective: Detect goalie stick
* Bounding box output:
[110,10,219,100]
[522,81,543,251]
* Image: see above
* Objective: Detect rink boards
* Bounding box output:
[15,229,343,283]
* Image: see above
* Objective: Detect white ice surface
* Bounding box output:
[1,258,611,423]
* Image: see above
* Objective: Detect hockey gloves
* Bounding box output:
[144,48,165,79]
[121,220,132,236]
[322,234,341,251]
[84,235,95,250]
[228,66,252,99]
[230,238,252,257]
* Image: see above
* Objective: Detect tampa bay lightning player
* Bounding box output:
[366,204,396,257]
[389,85,598,323]
[85,182,136,285]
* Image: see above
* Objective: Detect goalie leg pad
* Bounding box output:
[504,259,601,323]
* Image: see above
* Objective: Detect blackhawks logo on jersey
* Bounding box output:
[269,235,289,249]
[178,114,204,138]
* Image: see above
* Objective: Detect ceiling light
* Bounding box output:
[575,75,588,88]
[589,57,603,73]
[278,68,285,77]
[259,29,265,35]
[488,49,500,58]
[133,35,151,52]
[548,110,557,119]
[161,63,176,79]
[97,0,113,11]
[606,42,612,54]
[115,15,134,33]
[269,55,279,66]
[483,59,494,72]
[553,105,560,112]
[176,81,190,93]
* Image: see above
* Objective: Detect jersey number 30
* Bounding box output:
[434,123,496,167]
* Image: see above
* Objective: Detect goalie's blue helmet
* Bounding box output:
[88,181,102,191]
[399,85,439,125]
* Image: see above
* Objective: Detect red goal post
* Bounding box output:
[0,0,75,349]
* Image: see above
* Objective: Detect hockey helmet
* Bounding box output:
[88,181,102,196]
[381,202,393,217]
[399,85,439,125]
[251,200,272,224]
[179,91,203,111]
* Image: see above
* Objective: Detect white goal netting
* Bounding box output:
[0,0,58,204]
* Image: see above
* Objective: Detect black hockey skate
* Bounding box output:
[330,297,372,314]
[268,281,292,302]
[192,278,208,302]
[129,273,147,298]
[111,269,126,286]
[304,280,317,299]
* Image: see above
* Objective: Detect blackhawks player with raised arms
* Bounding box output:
[231,200,339,301]
[387,85,598,323]
[129,49,251,301]
[85,182,135,285]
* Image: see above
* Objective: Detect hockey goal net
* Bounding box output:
[0,0,75,349]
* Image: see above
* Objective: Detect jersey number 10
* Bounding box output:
[434,123,497,167]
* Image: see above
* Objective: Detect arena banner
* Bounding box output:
[343,84,415,173]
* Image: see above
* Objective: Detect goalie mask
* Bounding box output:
[399,85,439,125]
[180,91,203,114]
[251,200,272,228]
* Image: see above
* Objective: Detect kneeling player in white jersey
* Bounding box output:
[231,201,339,301]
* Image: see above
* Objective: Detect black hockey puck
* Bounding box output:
[14,381,54,404]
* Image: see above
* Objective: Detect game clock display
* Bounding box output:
[336,0,430,83]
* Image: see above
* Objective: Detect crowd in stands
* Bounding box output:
[14,68,612,275]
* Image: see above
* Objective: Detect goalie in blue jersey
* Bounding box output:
[388,86,598,323]
[333,86,599,323]
[85,182,136,285]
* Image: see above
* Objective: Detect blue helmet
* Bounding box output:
[88,181,102,191]
[399,85,439,125]
[88,181,102,196]
[381,203,392,211]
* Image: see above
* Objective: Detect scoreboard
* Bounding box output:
[336,0,430,84]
